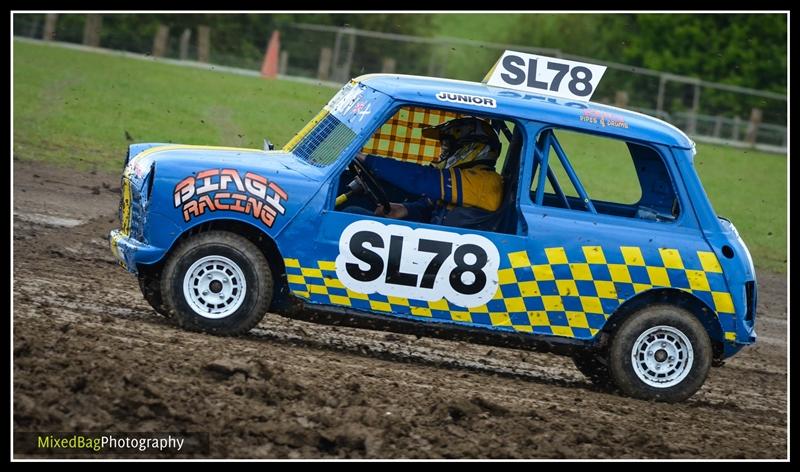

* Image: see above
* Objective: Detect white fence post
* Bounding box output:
[382,57,396,73]
[43,14,58,41]
[179,28,192,60]
[317,47,332,81]
[656,74,666,113]
[745,108,763,147]
[197,26,210,63]
[152,24,170,58]
[713,116,723,138]
[83,14,102,47]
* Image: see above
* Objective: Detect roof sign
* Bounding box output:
[484,50,607,102]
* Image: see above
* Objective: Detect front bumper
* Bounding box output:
[109,229,164,274]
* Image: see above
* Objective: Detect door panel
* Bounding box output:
[286,210,547,335]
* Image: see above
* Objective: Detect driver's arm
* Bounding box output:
[361,154,453,204]
[361,154,502,212]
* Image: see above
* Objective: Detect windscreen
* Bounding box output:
[283,80,390,167]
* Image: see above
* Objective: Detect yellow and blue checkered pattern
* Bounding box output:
[285,245,736,341]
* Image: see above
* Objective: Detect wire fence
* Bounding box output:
[279,23,786,153]
[13,14,787,154]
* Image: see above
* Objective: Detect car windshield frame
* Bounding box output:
[283,81,393,168]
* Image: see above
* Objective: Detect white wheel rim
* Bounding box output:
[182,255,247,319]
[631,325,694,388]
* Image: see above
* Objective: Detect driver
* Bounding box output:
[346,117,504,229]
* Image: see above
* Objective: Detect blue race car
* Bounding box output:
[110,68,757,402]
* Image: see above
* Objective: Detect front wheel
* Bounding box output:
[572,350,615,391]
[160,231,273,335]
[608,304,712,402]
[138,272,170,318]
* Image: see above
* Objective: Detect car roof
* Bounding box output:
[356,73,694,150]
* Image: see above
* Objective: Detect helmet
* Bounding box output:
[421,117,501,169]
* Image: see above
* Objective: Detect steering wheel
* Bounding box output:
[349,158,391,215]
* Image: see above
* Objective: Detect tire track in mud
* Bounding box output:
[16,270,787,397]
[16,266,789,382]
[14,274,595,390]
[12,164,788,458]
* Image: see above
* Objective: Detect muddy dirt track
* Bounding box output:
[12,159,788,459]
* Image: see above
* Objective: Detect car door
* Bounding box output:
[283,122,543,336]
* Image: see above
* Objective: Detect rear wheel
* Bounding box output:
[608,304,712,402]
[160,231,273,335]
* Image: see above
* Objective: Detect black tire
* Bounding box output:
[571,350,615,391]
[608,304,712,402]
[160,231,273,336]
[138,272,171,318]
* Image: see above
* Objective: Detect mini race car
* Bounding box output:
[110,52,757,402]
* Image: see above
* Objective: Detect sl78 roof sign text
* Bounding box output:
[484,50,607,101]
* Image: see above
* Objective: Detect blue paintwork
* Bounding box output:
[109,73,756,357]
[112,146,331,268]
[356,74,695,149]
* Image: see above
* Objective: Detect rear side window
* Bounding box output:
[530,128,680,222]
[550,130,642,204]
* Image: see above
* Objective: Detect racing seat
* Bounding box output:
[439,125,523,234]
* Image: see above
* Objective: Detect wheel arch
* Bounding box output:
[602,288,725,361]
[138,218,287,304]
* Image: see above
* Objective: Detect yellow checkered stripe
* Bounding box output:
[284,245,736,341]
[360,106,465,164]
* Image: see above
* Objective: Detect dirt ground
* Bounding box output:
[12,159,788,459]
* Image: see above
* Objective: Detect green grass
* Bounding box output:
[13,40,332,172]
[13,40,787,273]
[692,143,787,273]
[536,130,787,273]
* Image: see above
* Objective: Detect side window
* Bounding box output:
[530,129,680,222]
[530,144,580,199]
[331,105,525,235]
[358,105,516,174]
[360,106,465,165]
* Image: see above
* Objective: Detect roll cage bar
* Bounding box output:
[531,129,598,215]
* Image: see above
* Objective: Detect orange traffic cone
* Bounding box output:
[261,30,280,78]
